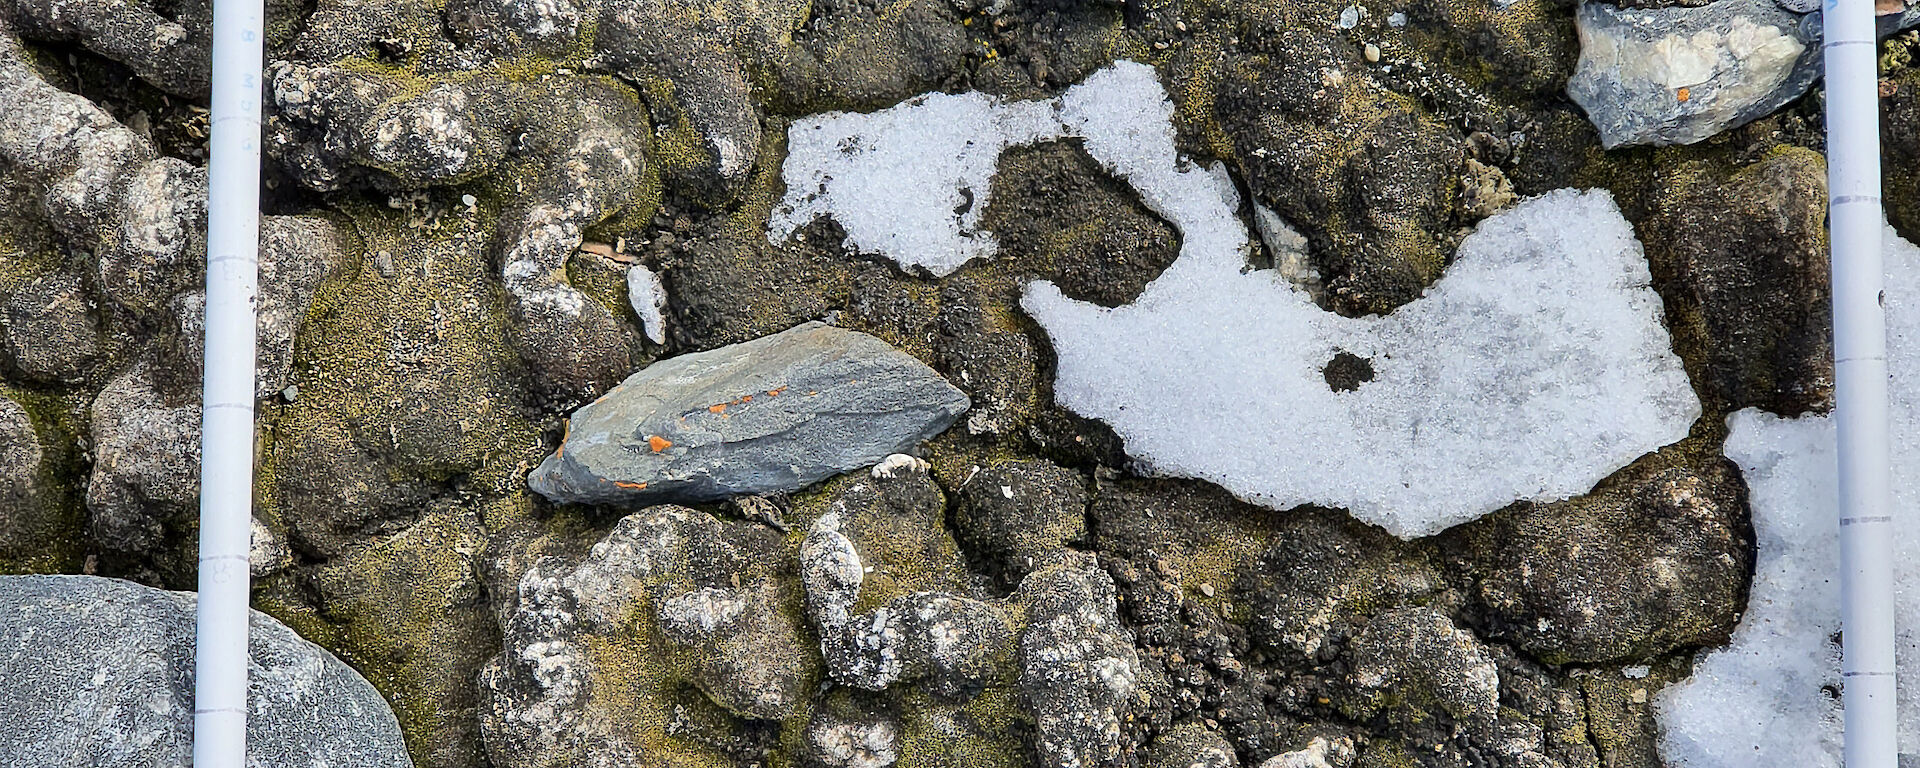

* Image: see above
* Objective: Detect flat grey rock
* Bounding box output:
[0,575,411,768]
[530,321,969,505]
[1568,0,1819,148]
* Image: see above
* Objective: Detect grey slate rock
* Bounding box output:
[1568,0,1819,148]
[0,574,411,768]
[529,321,969,505]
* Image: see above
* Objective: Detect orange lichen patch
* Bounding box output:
[557,419,570,458]
[1676,87,1690,102]
[767,387,788,397]
[613,481,648,490]
[704,392,762,414]
[647,435,672,453]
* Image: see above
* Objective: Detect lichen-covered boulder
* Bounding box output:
[1448,453,1753,665]
[530,321,969,505]
[478,505,817,768]
[1148,721,1240,768]
[1338,607,1500,727]
[1237,510,1442,663]
[1212,39,1464,316]
[84,360,200,573]
[1,270,100,384]
[0,575,411,768]
[1016,554,1143,768]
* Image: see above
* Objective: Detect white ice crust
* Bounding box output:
[773,61,1700,538]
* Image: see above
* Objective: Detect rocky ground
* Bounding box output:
[0,0,1907,764]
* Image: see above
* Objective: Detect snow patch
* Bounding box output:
[772,61,1699,537]
[770,93,1060,276]
[626,263,667,345]
[1656,225,1920,768]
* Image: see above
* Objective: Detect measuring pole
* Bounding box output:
[1823,0,1898,764]
[193,0,264,761]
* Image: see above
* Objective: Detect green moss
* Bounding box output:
[895,685,1030,768]
[0,384,87,575]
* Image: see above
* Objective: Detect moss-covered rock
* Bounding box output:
[1639,146,1833,416]
[0,385,85,574]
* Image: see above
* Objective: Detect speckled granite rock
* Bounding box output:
[0,575,411,768]
[530,321,969,505]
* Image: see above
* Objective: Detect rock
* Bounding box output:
[1641,147,1833,415]
[0,0,210,97]
[0,574,410,767]
[952,459,1089,589]
[1015,555,1142,768]
[806,706,904,768]
[479,506,817,768]
[1,270,99,384]
[85,360,200,576]
[1237,509,1441,662]
[1458,158,1517,220]
[250,515,294,579]
[1567,0,1816,148]
[979,140,1183,309]
[1214,42,1465,316]
[801,509,1016,695]
[530,321,969,506]
[0,392,79,572]
[1447,454,1753,665]
[1147,721,1240,768]
[1340,607,1500,727]
[1259,736,1355,768]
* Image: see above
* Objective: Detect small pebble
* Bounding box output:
[461,193,477,210]
[280,385,299,403]
[1364,43,1381,62]
[1199,583,1215,598]
[1388,11,1406,26]
[1338,5,1361,28]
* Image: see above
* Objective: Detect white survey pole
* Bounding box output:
[1823,0,1898,764]
[194,0,263,760]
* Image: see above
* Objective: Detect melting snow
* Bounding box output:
[771,61,1699,537]
[1657,226,1920,768]
[627,263,667,345]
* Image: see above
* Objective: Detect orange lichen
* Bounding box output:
[647,435,672,452]
[613,481,648,490]
[708,403,728,414]
[1676,87,1690,102]
[767,387,788,397]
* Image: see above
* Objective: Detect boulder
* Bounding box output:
[530,321,968,505]
[0,575,411,768]
[1568,0,1815,148]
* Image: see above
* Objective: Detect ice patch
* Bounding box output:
[1656,225,1920,768]
[772,61,1699,537]
[627,263,667,345]
[770,93,1061,276]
